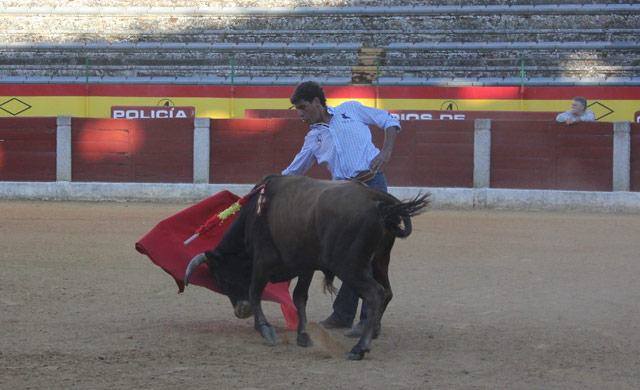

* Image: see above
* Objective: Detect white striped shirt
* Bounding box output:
[282,101,401,180]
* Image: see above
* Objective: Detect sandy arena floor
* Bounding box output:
[1,200,639,390]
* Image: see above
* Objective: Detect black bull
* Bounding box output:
[185,175,429,360]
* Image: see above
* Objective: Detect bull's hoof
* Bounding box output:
[347,345,369,360]
[259,324,277,345]
[347,352,364,361]
[234,301,252,319]
[296,332,312,348]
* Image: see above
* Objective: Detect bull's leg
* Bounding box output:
[350,283,385,360]
[338,271,385,360]
[248,273,277,345]
[373,267,393,319]
[372,235,395,318]
[292,273,313,347]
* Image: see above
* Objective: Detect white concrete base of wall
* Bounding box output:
[393,186,640,212]
[2,181,640,212]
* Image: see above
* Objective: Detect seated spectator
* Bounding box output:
[556,97,595,124]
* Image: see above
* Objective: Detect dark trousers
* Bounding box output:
[332,172,388,324]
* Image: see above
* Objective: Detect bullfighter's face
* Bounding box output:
[294,97,325,124]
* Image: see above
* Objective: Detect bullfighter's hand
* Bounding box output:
[370,150,392,173]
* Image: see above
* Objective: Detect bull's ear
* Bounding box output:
[204,250,222,268]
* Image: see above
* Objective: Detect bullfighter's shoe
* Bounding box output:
[318,313,352,329]
[344,321,381,339]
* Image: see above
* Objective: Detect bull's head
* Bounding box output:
[185,250,253,319]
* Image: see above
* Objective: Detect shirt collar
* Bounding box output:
[311,122,330,130]
[310,105,334,129]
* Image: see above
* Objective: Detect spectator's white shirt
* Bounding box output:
[282,101,400,180]
[556,109,596,122]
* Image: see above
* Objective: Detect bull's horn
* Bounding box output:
[184,253,207,286]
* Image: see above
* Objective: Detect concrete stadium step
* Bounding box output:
[1,40,637,80]
[2,3,639,16]
[1,6,639,47]
[1,2,638,84]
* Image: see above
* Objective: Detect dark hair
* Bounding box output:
[290,81,326,106]
[573,96,587,108]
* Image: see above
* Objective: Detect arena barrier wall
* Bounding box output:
[631,123,640,192]
[0,117,57,182]
[490,121,614,191]
[208,119,475,187]
[1,116,640,211]
[71,118,194,183]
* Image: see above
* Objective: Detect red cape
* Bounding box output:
[135,190,298,330]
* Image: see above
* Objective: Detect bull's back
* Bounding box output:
[261,175,339,240]
[263,175,393,222]
[261,175,396,258]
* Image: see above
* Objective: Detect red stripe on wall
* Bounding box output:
[0,84,84,96]
[85,85,232,98]
[3,84,639,100]
[523,87,640,100]
[377,86,640,100]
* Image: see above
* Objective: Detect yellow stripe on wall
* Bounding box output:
[0,96,636,122]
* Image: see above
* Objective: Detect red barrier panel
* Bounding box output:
[209,119,330,184]
[631,123,640,192]
[491,121,613,191]
[0,117,56,181]
[72,118,193,183]
[210,119,474,187]
[386,120,474,187]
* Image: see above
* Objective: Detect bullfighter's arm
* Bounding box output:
[369,125,399,173]
[282,133,316,176]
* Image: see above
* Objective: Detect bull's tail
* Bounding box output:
[321,270,338,296]
[380,193,430,238]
